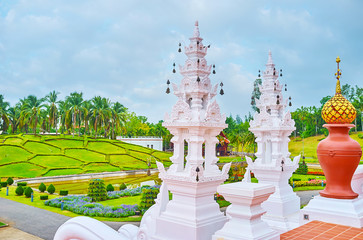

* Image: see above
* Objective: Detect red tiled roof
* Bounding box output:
[281,221,363,239]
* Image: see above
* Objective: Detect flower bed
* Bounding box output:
[45,195,138,217]
[307,171,325,176]
[107,187,143,199]
[292,179,326,188]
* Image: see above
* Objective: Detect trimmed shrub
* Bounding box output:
[295,161,308,175]
[24,187,33,198]
[6,177,14,185]
[47,184,56,194]
[15,186,24,196]
[39,183,46,192]
[40,195,49,200]
[119,183,127,190]
[358,133,363,139]
[139,187,160,213]
[87,179,107,202]
[17,182,27,187]
[60,190,68,196]
[0,182,7,187]
[106,184,114,192]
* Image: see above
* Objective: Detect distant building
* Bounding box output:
[116,136,163,151]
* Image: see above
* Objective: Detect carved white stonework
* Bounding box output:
[136,21,230,240]
[169,98,192,121]
[246,51,301,234]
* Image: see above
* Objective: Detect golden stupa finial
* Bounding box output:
[321,56,356,124]
[335,56,341,94]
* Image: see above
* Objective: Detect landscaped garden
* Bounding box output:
[0,134,172,178]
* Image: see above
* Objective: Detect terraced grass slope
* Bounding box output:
[289,132,363,162]
[0,134,172,178]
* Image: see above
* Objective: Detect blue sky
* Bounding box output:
[0,0,362,123]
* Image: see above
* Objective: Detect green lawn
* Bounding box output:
[0,135,172,178]
[0,185,141,222]
[289,132,363,162]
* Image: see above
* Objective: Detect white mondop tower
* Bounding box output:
[246,51,301,233]
[136,21,231,240]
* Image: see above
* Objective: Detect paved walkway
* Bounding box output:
[0,191,319,240]
[0,197,139,240]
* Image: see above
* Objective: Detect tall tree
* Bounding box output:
[20,95,44,135]
[66,92,84,136]
[0,95,10,132]
[45,90,60,134]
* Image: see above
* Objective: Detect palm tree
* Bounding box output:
[45,90,60,134]
[0,95,10,133]
[90,96,112,138]
[82,100,92,135]
[111,102,127,139]
[58,100,70,134]
[20,95,45,135]
[8,106,20,134]
[66,92,84,136]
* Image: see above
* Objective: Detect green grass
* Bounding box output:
[293,186,325,191]
[30,156,83,168]
[0,185,141,222]
[28,173,161,194]
[103,195,141,206]
[0,135,172,178]
[24,141,61,154]
[65,149,107,163]
[289,132,363,162]
[218,156,243,163]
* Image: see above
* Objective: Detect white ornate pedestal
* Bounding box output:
[246,51,300,233]
[212,182,279,240]
[300,195,363,228]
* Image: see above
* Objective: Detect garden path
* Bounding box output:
[0,197,139,240]
[0,191,318,240]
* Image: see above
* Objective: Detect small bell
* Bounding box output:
[197,76,200,82]
[220,82,224,87]
[178,43,181,52]
[280,73,283,77]
[276,95,280,105]
[173,63,176,73]
[166,87,170,94]
[197,59,200,64]
[258,74,261,77]
[197,41,199,45]
[213,64,216,74]
[207,44,210,48]
[167,79,170,84]
[220,88,224,95]
[273,71,276,76]
[289,102,292,107]
[196,166,200,172]
[276,99,280,104]
[285,88,287,91]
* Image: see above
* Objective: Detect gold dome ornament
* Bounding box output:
[321,57,356,124]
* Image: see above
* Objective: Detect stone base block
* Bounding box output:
[300,195,363,228]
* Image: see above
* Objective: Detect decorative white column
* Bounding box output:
[212,182,279,240]
[136,21,231,240]
[246,51,301,233]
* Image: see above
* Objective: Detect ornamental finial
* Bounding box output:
[193,20,200,38]
[335,56,341,94]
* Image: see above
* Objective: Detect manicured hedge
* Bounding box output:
[0,182,7,187]
[60,190,68,196]
[40,195,49,200]
[17,182,27,187]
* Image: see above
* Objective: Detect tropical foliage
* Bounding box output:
[0,91,172,150]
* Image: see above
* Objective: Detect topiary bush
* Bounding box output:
[87,179,107,202]
[15,186,24,196]
[6,177,14,185]
[40,195,48,200]
[24,187,33,198]
[139,186,160,214]
[0,182,7,187]
[106,184,114,192]
[119,183,127,190]
[60,190,68,196]
[17,182,27,187]
[295,160,308,175]
[39,183,46,192]
[47,184,56,194]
